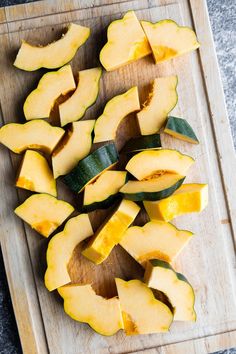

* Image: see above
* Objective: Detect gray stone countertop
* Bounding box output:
[0,0,235,353]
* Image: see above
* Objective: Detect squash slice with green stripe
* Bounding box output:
[164,116,199,144]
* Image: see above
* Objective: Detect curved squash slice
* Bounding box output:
[83,171,127,212]
[141,20,200,64]
[0,120,64,154]
[16,150,57,196]
[100,11,151,71]
[137,76,178,134]
[58,284,123,336]
[164,116,199,144]
[24,65,76,120]
[14,194,74,237]
[52,120,95,178]
[14,23,90,71]
[94,87,140,143]
[63,143,118,193]
[122,134,161,154]
[82,199,140,264]
[120,173,185,201]
[144,184,208,222]
[126,149,194,180]
[59,68,102,126]
[144,260,196,321]
[120,221,193,265]
[115,278,173,335]
[45,214,93,291]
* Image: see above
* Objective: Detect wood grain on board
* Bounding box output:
[0,0,235,353]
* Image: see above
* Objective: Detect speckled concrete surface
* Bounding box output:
[0,1,235,353]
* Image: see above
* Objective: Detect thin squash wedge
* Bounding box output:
[24,65,76,120]
[45,214,93,291]
[16,150,57,197]
[120,173,185,201]
[164,116,199,144]
[122,134,161,154]
[100,11,151,71]
[0,120,64,154]
[145,259,196,321]
[14,23,90,71]
[120,220,193,266]
[144,184,208,222]
[52,120,95,178]
[82,199,140,264]
[137,76,178,134]
[115,278,173,335]
[94,87,140,143]
[14,194,74,237]
[58,284,124,336]
[59,68,102,126]
[63,143,119,193]
[126,149,194,180]
[141,19,200,64]
[83,171,127,212]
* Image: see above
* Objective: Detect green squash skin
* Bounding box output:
[164,116,199,144]
[122,134,161,154]
[121,177,185,202]
[63,143,119,193]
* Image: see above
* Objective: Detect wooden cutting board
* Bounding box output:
[0,0,236,353]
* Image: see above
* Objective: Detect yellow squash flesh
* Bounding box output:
[126,149,194,180]
[0,120,64,154]
[52,120,95,178]
[145,260,196,321]
[137,76,178,134]
[82,199,140,264]
[100,11,151,71]
[94,86,140,143]
[141,19,200,63]
[16,150,57,196]
[45,214,93,291]
[24,65,76,120]
[14,194,74,237]
[58,284,124,336]
[120,220,193,265]
[14,23,90,71]
[115,278,173,335]
[144,184,208,222]
[59,68,102,126]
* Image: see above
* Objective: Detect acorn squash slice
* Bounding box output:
[144,184,208,222]
[63,143,119,193]
[144,259,196,321]
[82,199,140,264]
[164,116,199,144]
[93,86,140,143]
[14,194,74,237]
[141,19,200,64]
[122,134,161,154]
[115,278,173,335]
[59,67,102,126]
[83,171,127,212]
[24,65,76,120]
[99,11,151,71]
[45,214,93,291]
[126,149,194,180]
[58,284,124,336]
[52,120,95,178]
[0,120,64,154]
[137,76,178,134]
[120,220,193,266]
[14,23,90,71]
[120,173,185,201]
[16,150,57,196]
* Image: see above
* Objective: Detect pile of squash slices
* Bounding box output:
[1,11,209,336]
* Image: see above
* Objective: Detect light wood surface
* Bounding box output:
[0,0,235,353]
